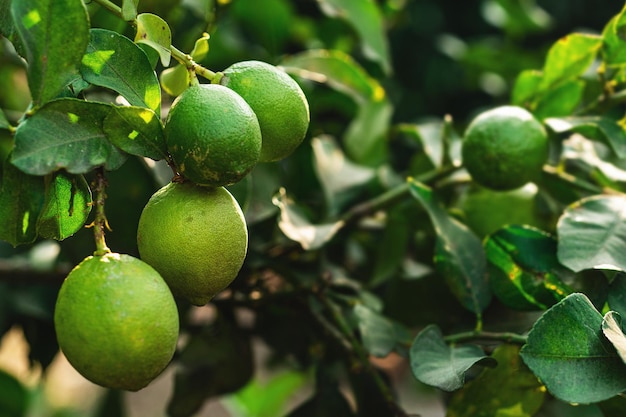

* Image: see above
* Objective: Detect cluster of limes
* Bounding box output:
[53,61,310,391]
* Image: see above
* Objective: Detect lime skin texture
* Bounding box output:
[164,83,262,187]
[54,253,180,391]
[137,181,248,306]
[461,105,549,191]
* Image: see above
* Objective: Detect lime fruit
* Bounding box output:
[137,181,248,305]
[461,105,548,191]
[219,60,310,162]
[164,83,262,187]
[54,253,179,391]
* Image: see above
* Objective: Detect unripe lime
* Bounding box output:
[219,60,310,162]
[54,253,179,391]
[461,105,548,191]
[137,181,248,305]
[164,84,262,187]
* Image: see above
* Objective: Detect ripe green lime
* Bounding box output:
[461,105,548,191]
[164,84,262,187]
[137,181,248,305]
[54,253,179,391]
[219,60,310,162]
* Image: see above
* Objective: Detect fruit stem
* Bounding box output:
[91,168,111,256]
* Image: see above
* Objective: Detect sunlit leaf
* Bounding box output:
[81,29,161,114]
[37,171,92,241]
[557,194,626,272]
[317,0,391,74]
[603,311,626,364]
[602,5,626,66]
[160,33,209,96]
[540,33,601,90]
[121,0,139,21]
[135,13,172,66]
[447,344,546,417]
[520,293,626,403]
[273,188,344,250]
[103,106,167,160]
[12,99,127,175]
[10,0,89,105]
[409,179,492,315]
[410,324,496,391]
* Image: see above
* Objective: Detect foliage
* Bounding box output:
[1,0,626,416]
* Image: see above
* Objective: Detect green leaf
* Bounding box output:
[602,6,626,66]
[608,273,626,317]
[273,188,344,250]
[81,29,161,114]
[0,109,9,130]
[0,369,28,417]
[533,79,584,119]
[103,106,167,160]
[135,13,172,67]
[602,311,626,364]
[344,98,392,166]
[409,324,496,391]
[281,49,385,103]
[520,293,626,404]
[409,180,492,315]
[311,135,375,214]
[121,0,139,21]
[447,344,546,417]
[512,69,543,107]
[10,0,89,106]
[12,99,127,175]
[353,304,396,358]
[485,225,572,311]
[371,205,412,286]
[545,116,626,159]
[37,171,92,241]
[160,33,210,97]
[540,33,602,90]
[557,195,626,272]
[0,157,45,246]
[316,0,391,74]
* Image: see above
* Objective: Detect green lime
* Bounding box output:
[137,181,248,305]
[54,253,179,391]
[164,84,262,187]
[219,60,310,162]
[461,105,548,191]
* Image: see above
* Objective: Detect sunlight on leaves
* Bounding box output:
[135,13,172,67]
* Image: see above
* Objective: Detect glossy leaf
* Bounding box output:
[81,29,161,114]
[410,324,496,391]
[540,33,601,90]
[485,225,571,311]
[409,180,492,315]
[12,99,127,175]
[10,0,89,106]
[520,293,626,403]
[353,304,396,357]
[603,311,626,364]
[103,106,167,160]
[317,0,391,74]
[273,188,344,250]
[544,116,626,159]
[121,0,139,21]
[311,135,375,214]
[37,171,92,241]
[608,273,626,317]
[0,158,45,246]
[557,194,626,272]
[447,344,545,417]
[135,13,172,67]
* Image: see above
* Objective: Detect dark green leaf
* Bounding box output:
[0,0,24,55]
[602,311,626,364]
[0,110,9,130]
[103,106,166,160]
[353,304,396,357]
[0,158,45,246]
[409,180,492,315]
[135,13,171,67]
[545,116,626,158]
[317,0,391,74]
[371,205,411,286]
[10,0,89,106]
[0,369,28,417]
[286,386,354,417]
[557,195,626,272]
[12,99,127,175]
[608,273,626,317]
[344,99,392,166]
[485,225,571,311]
[94,389,127,417]
[540,33,601,90]
[447,344,546,417]
[81,29,161,114]
[520,293,626,403]
[121,0,139,21]
[409,324,496,391]
[37,171,92,241]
